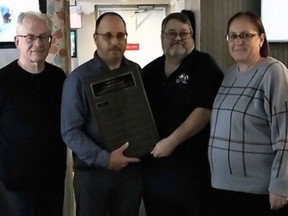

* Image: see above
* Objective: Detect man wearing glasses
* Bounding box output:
[0,11,67,215]
[61,12,142,216]
[142,12,223,216]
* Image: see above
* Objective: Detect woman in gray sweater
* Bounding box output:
[209,11,288,216]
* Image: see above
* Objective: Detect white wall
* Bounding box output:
[0,48,19,68]
[73,0,203,69]
[185,0,200,49]
[170,0,185,11]
[0,0,202,70]
[73,3,169,69]
[74,11,96,69]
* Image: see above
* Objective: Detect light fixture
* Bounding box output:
[137,5,155,10]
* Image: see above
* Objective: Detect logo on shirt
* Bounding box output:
[176,73,189,84]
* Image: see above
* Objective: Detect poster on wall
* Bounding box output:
[261,0,288,42]
[0,0,40,43]
[70,30,77,57]
[70,0,76,6]
[70,6,82,28]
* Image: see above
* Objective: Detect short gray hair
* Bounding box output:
[16,11,53,35]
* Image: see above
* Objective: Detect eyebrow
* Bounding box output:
[165,28,190,32]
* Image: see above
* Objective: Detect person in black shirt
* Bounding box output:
[142,12,223,216]
[0,11,66,216]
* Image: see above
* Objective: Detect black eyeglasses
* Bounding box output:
[95,32,127,41]
[163,31,191,40]
[16,35,52,43]
[225,32,257,42]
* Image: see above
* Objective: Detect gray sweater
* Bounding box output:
[208,57,288,196]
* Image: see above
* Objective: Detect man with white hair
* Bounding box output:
[0,11,66,216]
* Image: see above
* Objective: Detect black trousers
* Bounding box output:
[142,156,217,216]
[213,189,288,216]
[4,183,64,216]
[143,186,219,216]
[74,164,143,216]
[0,181,12,216]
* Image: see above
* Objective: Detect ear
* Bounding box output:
[93,33,97,45]
[47,38,52,50]
[93,33,97,41]
[259,33,265,47]
[14,36,19,48]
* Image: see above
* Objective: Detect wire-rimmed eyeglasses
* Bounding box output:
[95,32,127,41]
[16,35,52,43]
[163,31,191,40]
[225,32,257,42]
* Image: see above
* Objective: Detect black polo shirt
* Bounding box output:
[143,49,223,142]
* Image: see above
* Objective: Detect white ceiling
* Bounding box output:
[76,0,171,5]
[75,0,172,14]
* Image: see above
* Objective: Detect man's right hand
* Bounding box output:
[107,142,140,171]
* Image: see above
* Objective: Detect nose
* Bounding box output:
[110,36,120,45]
[33,37,44,46]
[174,33,182,40]
[234,37,244,44]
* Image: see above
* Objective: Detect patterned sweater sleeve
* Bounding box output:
[264,60,288,196]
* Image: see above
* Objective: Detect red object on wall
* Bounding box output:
[126,43,140,51]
